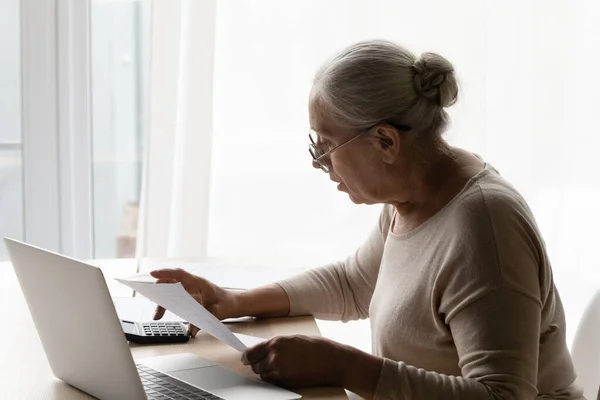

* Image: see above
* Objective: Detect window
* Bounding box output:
[0,0,23,261]
[91,0,150,258]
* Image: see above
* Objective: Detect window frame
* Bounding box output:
[20,0,218,260]
[21,0,93,258]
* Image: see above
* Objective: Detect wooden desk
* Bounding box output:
[0,260,347,399]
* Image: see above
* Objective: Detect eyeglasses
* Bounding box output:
[308,123,411,173]
[308,130,368,173]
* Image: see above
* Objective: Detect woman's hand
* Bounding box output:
[150,268,239,337]
[241,335,350,388]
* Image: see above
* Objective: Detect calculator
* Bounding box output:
[120,320,190,344]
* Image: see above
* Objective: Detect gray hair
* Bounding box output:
[312,40,459,138]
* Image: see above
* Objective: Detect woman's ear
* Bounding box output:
[373,125,402,162]
[379,137,394,149]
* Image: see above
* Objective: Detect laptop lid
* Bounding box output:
[4,238,146,400]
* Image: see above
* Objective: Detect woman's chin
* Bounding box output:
[339,184,370,204]
[348,195,366,204]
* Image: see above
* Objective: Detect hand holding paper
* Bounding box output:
[116,276,264,352]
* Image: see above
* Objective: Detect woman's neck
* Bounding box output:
[390,143,483,232]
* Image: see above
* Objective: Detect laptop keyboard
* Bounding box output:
[137,364,224,400]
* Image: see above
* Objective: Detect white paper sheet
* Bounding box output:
[234,332,267,348]
[116,277,256,352]
[112,295,255,324]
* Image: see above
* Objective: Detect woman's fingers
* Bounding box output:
[151,269,196,288]
[250,356,275,375]
[151,269,213,338]
[242,340,271,365]
[153,306,165,320]
[150,268,188,280]
[259,371,283,385]
[152,269,211,299]
[188,324,200,337]
[153,277,177,320]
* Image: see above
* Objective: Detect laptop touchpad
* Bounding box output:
[170,367,301,400]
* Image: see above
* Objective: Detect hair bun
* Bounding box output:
[413,52,458,108]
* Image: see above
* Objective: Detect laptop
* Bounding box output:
[5,238,302,400]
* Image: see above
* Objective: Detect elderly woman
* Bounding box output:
[152,40,583,399]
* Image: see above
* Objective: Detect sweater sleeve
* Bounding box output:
[275,205,393,321]
[373,186,577,399]
[375,287,541,399]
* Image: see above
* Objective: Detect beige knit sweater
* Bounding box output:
[277,165,584,399]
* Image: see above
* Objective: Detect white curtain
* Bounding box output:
[137,0,216,259]
[140,0,600,346]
